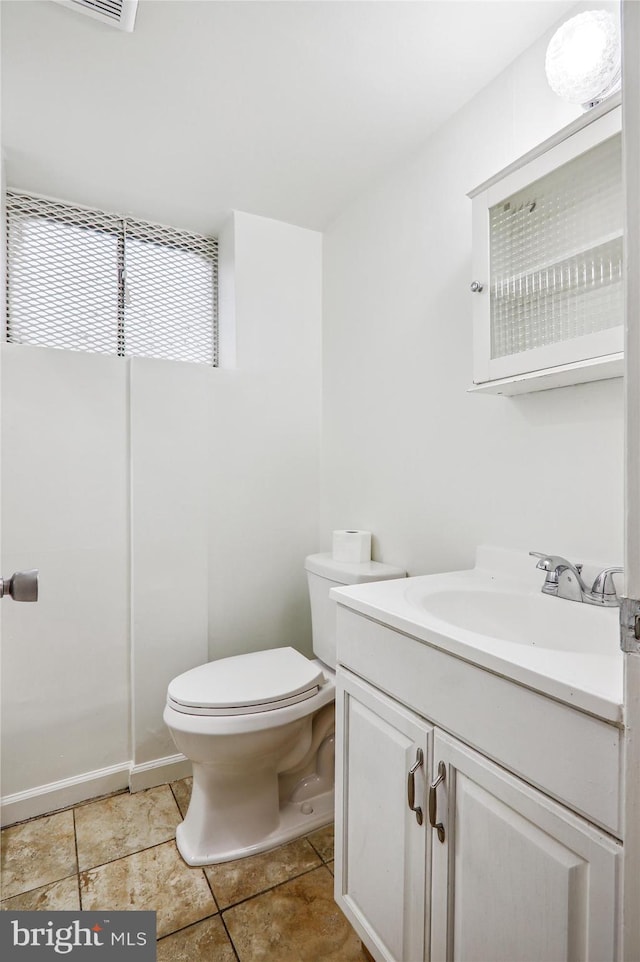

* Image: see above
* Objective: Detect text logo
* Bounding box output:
[0,911,156,959]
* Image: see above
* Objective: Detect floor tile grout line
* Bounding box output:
[0,869,81,906]
[218,910,242,962]
[305,834,334,865]
[202,863,222,914]
[167,780,186,820]
[154,907,222,944]
[218,863,337,958]
[215,865,337,962]
[72,808,83,910]
[76,832,183,874]
[218,861,332,915]
[156,866,241,960]
[153,909,222,941]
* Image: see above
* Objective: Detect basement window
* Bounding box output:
[5,191,218,366]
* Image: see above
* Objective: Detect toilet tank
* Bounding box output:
[304,553,406,669]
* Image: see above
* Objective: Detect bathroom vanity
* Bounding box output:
[331,548,624,962]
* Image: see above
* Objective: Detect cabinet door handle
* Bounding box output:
[407,748,424,825]
[429,760,446,843]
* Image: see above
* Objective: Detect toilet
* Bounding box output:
[164,552,405,865]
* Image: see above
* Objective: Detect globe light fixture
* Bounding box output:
[545,10,621,109]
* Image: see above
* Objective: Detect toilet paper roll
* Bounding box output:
[332,530,372,564]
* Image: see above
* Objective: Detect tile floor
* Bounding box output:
[0,778,371,961]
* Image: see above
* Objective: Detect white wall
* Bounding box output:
[208,212,323,662]
[0,211,322,821]
[1,347,130,805]
[321,3,624,577]
[130,357,209,772]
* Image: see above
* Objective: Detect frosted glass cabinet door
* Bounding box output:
[334,670,432,962]
[470,103,623,393]
[429,731,621,962]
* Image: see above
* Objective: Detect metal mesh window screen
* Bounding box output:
[6,194,121,354]
[5,191,218,366]
[124,225,217,364]
[489,132,623,359]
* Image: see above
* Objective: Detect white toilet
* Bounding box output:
[164,552,405,865]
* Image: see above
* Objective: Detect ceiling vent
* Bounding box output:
[52,0,138,32]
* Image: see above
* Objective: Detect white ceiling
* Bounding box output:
[1,0,576,236]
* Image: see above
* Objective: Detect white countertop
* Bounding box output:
[330,546,624,724]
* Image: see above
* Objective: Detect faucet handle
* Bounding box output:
[529,552,582,570]
[529,552,557,581]
[591,566,623,602]
[529,551,582,576]
[529,551,554,569]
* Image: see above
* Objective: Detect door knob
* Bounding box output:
[0,569,39,602]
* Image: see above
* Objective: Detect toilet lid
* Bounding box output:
[167,647,325,716]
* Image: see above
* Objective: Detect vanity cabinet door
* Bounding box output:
[335,669,432,962]
[429,730,621,962]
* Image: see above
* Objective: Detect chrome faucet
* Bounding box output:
[530,552,623,607]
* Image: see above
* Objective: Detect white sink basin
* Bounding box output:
[330,546,623,723]
[404,585,619,655]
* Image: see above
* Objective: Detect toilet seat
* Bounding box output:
[167,647,326,716]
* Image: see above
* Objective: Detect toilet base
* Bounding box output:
[175,788,334,865]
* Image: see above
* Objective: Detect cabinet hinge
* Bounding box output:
[620,597,640,653]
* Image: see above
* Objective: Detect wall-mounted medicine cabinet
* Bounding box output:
[468,100,622,396]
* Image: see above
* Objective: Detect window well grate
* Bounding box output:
[5,191,218,366]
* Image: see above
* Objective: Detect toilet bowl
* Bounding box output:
[165,553,405,865]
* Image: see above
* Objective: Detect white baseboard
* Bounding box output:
[1,754,192,827]
[129,753,191,793]
[1,762,130,827]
